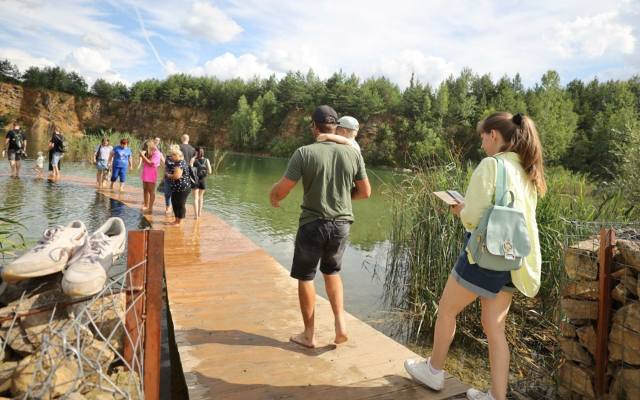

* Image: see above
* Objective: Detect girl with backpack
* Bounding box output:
[192,147,211,219]
[404,112,546,400]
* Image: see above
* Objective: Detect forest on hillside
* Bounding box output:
[1,59,639,184]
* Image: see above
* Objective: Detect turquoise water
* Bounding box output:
[1,155,404,336]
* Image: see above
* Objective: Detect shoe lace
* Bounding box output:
[76,233,110,263]
[32,226,64,252]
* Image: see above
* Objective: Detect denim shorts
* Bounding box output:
[96,159,108,171]
[291,219,351,281]
[51,152,63,167]
[451,233,516,299]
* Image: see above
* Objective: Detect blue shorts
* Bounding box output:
[51,152,63,168]
[451,233,516,299]
[111,166,127,182]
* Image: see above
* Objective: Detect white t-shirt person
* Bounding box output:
[95,144,113,162]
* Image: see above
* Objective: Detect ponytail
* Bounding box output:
[477,112,547,197]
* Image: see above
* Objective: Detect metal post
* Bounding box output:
[124,230,148,374]
[144,230,164,400]
[595,228,615,397]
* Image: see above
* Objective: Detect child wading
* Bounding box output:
[192,147,212,219]
[404,112,546,400]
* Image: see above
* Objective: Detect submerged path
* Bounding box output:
[67,175,468,399]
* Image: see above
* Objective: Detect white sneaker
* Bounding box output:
[467,388,495,400]
[404,358,444,391]
[2,221,88,282]
[62,218,126,297]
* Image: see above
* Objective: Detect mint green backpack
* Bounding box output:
[466,157,531,271]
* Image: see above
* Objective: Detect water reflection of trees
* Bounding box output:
[1,177,26,221]
[205,154,397,250]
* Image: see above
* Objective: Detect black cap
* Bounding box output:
[312,105,338,124]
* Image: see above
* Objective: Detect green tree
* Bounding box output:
[230,95,261,151]
[0,59,20,83]
[527,70,578,164]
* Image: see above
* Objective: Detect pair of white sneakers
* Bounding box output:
[404,357,496,400]
[1,218,127,297]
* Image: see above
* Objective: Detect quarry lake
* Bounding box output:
[1,153,407,339]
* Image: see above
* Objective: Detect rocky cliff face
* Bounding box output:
[0,83,382,157]
[0,83,227,154]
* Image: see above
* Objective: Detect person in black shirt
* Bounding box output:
[4,121,27,177]
[48,126,65,180]
[179,134,196,166]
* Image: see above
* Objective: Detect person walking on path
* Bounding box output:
[48,126,65,180]
[4,121,27,178]
[192,147,212,219]
[108,138,133,192]
[269,105,371,349]
[404,112,546,400]
[179,134,196,167]
[165,145,191,226]
[139,139,162,214]
[94,137,113,188]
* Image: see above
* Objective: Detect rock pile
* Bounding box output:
[558,235,640,399]
[0,277,142,399]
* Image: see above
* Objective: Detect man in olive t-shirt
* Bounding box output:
[269,105,371,349]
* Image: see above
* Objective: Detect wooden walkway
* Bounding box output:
[68,176,469,399]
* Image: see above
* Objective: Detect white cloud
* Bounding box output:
[65,47,111,74]
[552,12,635,58]
[192,52,274,80]
[182,1,243,43]
[164,60,179,75]
[0,48,55,71]
[82,33,111,50]
[378,51,456,88]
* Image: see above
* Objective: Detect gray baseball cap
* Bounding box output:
[337,116,359,132]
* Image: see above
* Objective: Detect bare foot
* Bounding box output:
[334,333,348,344]
[334,318,348,344]
[290,332,316,349]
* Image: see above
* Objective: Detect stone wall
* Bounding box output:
[558,235,640,399]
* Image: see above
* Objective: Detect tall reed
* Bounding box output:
[384,154,640,377]
[0,206,25,259]
[65,130,142,164]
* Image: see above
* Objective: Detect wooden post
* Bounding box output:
[124,230,148,374]
[595,228,615,397]
[144,230,164,400]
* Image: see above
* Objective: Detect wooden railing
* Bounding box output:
[124,229,165,400]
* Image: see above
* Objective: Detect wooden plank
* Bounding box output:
[595,228,615,397]
[60,175,469,400]
[124,229,147,376]
[144,230,165,400]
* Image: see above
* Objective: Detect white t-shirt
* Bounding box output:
[95,144,113,161]
[36,155,44,168]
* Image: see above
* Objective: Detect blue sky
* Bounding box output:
[0,0,638,88]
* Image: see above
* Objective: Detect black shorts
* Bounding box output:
[451,233,516,298]
[8,149,23,161]
[291,219,351,281]
[194,180,206,190]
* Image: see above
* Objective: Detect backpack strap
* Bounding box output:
[493,156,507,206]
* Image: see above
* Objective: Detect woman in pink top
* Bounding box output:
[139,140,162,214]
